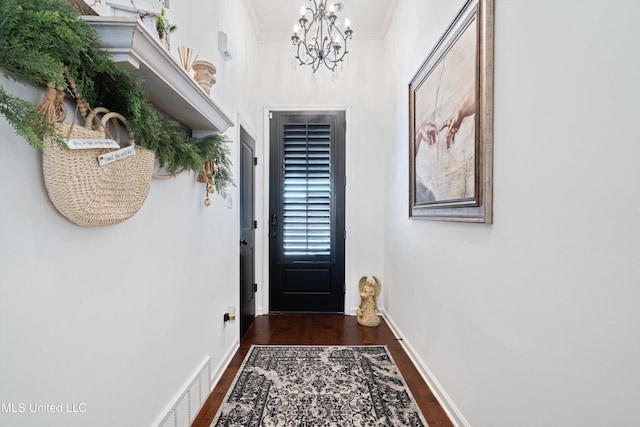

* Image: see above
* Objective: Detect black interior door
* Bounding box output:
[269,111,346,313]
[239,127,256,336]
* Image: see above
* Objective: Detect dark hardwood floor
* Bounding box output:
[192,314,453,427]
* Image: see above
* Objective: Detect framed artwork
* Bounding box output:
[409,0,494,223]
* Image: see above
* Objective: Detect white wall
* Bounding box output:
[383,1,640,426]
[0,1,259,426]
[256,38,388,314]
[4,1,639,425]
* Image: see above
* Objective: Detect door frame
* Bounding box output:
[259,106,353,316]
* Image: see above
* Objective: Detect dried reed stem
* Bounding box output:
[177,46,198,72]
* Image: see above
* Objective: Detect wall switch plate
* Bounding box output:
[227,194,233,209]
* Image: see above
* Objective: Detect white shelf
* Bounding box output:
[83,16,234,133]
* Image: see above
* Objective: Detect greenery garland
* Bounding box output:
[0,0,234,195]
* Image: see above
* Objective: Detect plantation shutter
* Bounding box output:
[282,123,333,259]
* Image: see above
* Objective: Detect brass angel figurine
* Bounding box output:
[357,276,381,327]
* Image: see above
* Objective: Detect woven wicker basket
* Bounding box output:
[42,121,154,227]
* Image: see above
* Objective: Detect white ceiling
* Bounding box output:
[245,0,399,40]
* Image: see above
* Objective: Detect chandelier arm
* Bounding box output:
[331,39,350,64]
[325,42,342,67]
[329,25,348,40]
[294,43,304,65]
[297,39,319,65]
[311,0,321,16]
[323,61,337,72]
[321,39,347,65]
[327,25,347,50]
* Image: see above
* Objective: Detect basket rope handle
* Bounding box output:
[63,67,90,121]
[62,68,130,146]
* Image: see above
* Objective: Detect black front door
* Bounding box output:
[269,111,346,312]
[239,127,256,336]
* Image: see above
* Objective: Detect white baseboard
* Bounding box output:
[381,309,469,427]
[155,356,212,427]
[209,337,239,391]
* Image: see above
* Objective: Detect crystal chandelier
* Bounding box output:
[291,1,354,73]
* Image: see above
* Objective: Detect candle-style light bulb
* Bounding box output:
[329,3,335,12]
[294,24,300,34]
[300,6,305,16]
[345,18,351,28]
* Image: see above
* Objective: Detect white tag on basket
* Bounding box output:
[97,145,136,166]
[66,138,120,150]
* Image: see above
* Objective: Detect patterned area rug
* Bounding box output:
[211,345,428,426]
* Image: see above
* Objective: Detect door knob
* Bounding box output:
[240,239,248,246]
